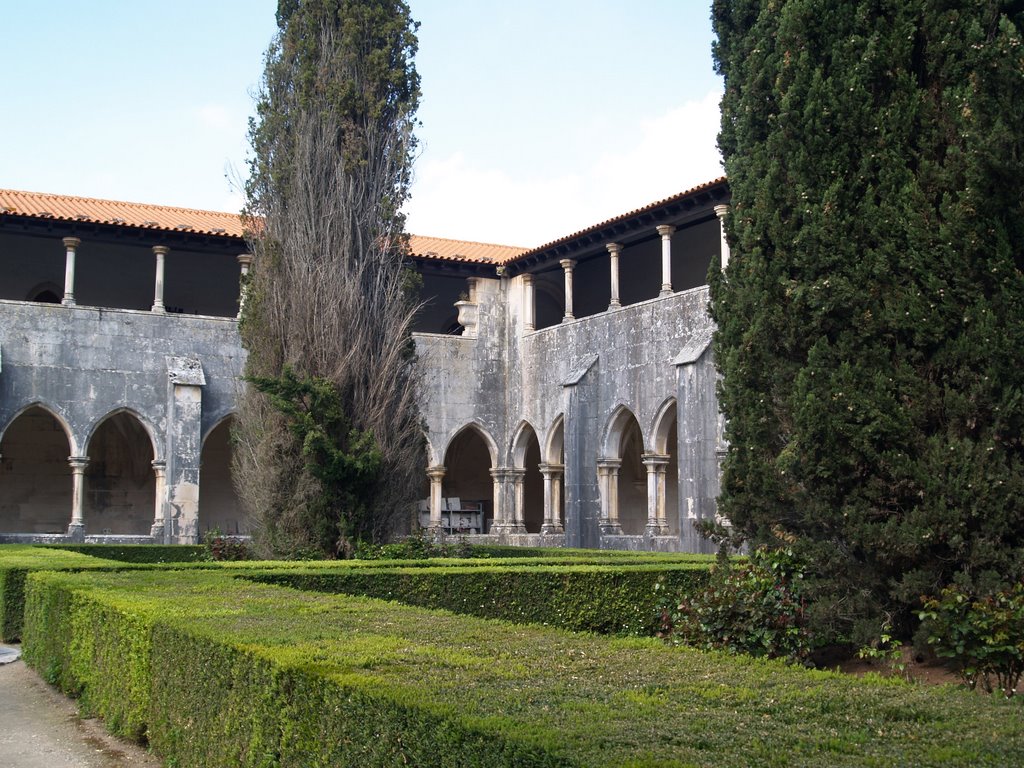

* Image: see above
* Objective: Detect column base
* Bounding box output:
[659,288,673,297]
[561,315,574,323]
[150,521,167,540]
[599,522,623,536]
[66,523,85,542]
[645,523,663,537]
[540,523,564,535]
[490,523,527,535]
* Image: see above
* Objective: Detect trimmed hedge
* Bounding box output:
[47,544,209,563]
[0,546,130,642]
[251,563,709,635]
[23,569,1024,767]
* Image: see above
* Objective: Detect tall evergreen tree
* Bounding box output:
[235,0,423,556]
[710,1,1024,641]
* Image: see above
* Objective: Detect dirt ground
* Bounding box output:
[0,647,162,768]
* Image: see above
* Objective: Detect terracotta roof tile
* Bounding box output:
[0,178,728,266]
[517,176,729,260]
[407,234,526,264]
[0,188,246,237]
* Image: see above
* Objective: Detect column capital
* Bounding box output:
[237,253,253,267]
[151,459,167,472]
[641,452,670,468]
[713,203,730,219]
[559,258,576,272]
[656,224,675,239]
[605,242,622,255]
[538,462,565,477]
[596,457,622,473]
[68,456,90,471]
[521,272,534,285]
[426,465,446,480]
[152,245,170,256]
[62,236,81,250]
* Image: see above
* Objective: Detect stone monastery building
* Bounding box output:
[0,179,730,552]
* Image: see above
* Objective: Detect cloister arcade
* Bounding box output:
[0,404,243,540]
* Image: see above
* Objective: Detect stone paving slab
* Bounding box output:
[0,652,162,768]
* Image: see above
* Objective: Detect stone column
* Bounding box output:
[426,465,446,531]
[714,204,731,271]
[152,245,169,313]
[67,456,89,539]
[539,462,565,534]
[150,460,168,540]
[236,253,253,319]
[510,468,527,533]
[642,453,670,536]
[560,259,576,322]
[596,458,622,535]
[606,243,622,309]
[657,225,675,296]
[62,237,80,306]
[522,273,535,332]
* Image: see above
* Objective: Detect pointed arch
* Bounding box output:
[85,407,158,459]
[651,397,678,455]
[202,411,237,446]
[442,421,499,468]
[199,413,246,536]
[84,409,157,536]
[0,404,74,534]
[510,420,539,468]
[602,404,647,458]
[544,414,565,464]
[0,401,78,455]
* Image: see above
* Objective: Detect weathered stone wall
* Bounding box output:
[0,300,245,542]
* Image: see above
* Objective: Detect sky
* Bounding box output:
[2,1,723,247]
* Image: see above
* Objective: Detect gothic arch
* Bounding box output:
[602,404,647,458]
[510,420,539,468]
[651,397,678,455]
[84,409,157,536]
[544,414,564,464]
[0,401,78,455]
[199,414,246,536]
[85,408,158,460]
[0,404,75,534]
[441,421,499,469]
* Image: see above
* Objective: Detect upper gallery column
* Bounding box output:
[606,242,622,310]
[522,273,535,332]
[656,225,675,296]
[714,204,731,271]
[560,259,576,322]
[152,245,169,313]
[62,237,80,306]
[237,253,253,319]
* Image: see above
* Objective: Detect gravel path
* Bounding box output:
[0,646,162,768]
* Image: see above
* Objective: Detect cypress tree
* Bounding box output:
[235,0,423,557]
[710,1,1024,642]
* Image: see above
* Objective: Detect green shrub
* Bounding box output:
[20,568,1024,767]
[656,547,812,662]
[49,544,209,563]
[249,563,709,635]
[202,531,254,561]
[919,583,1024,698]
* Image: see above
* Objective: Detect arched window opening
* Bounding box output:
[442,427,494,534]
[0,407,72,534]
[617,416,647,535]
[199,417,247,536]
[86,413,154,535]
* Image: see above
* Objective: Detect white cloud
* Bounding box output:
[404,88,724,247]
[197,103,234,132]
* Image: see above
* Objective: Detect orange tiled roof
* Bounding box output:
[518,177,728,259]
[0,178,727,266]
[0,188,523,265]
[0,188,246,238]
[407,234,526,264]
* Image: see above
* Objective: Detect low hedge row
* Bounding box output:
[47,544,209,563]
[251,563,709,635]
[23,568,1024,767]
